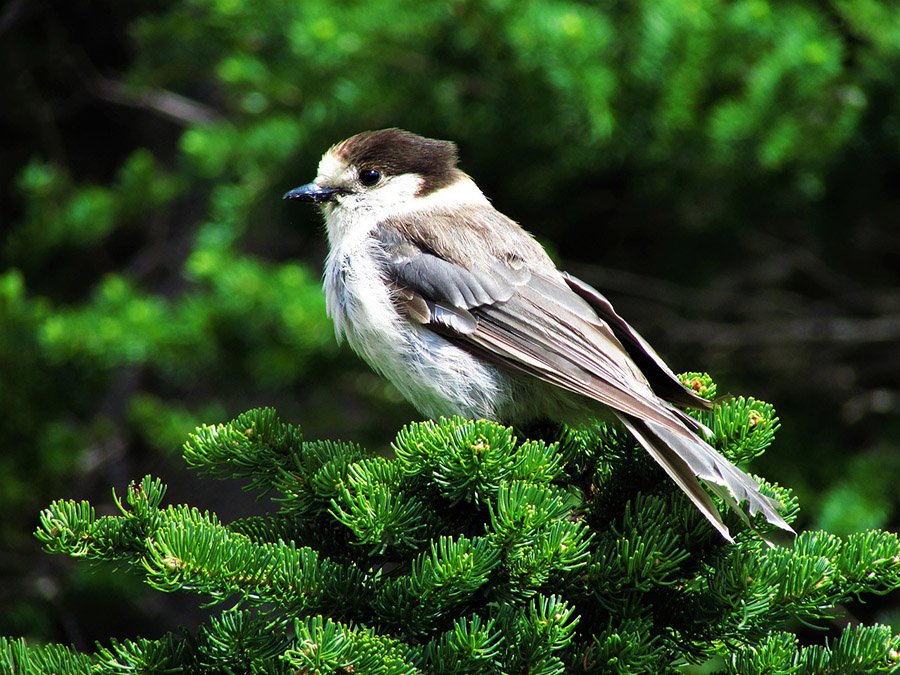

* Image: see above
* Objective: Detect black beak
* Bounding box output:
[282,183,341,203]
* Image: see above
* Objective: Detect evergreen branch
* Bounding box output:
[331,477,437,556]
[488,481,582,546]
[585,618,665,673]
[37,474,368,617]
[182,407,305,495]
[728,624,900,674]
[93,634,189,674]
[141,510,366,616]
[10,384,900,670]
[799,624,900,674]
[420,614,503,673]
[284,616,418,674]
[36,476,168,563]
[679,372,718,401]
[278,439,371,516]
[195,609,292,672]
[837,530,900,596]
[495,594,579,674]
[35,498,97,557]
[183,409,372,519]
[394,417,561,506]
[487,481,593,598]
[0,637,94,675]
[374,535,502,637]
[707,396,781,465]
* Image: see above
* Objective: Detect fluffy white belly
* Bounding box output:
[324,244,513,420]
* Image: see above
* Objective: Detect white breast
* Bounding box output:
[323,236,513,421]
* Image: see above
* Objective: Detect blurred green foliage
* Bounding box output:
[2,0,899,651]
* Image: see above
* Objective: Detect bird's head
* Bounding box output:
[283,129,490,245]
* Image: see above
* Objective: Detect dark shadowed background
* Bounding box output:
[2,0,898,650]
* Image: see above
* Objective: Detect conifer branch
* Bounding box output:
[8,386,900,671]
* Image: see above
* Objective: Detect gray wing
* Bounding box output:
[378,230,693,435]
[563,272,713,410]
[376,228,792,538]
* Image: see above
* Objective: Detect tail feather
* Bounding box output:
[619,415,794,540]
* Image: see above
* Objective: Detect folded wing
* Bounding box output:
[374,220,792,539]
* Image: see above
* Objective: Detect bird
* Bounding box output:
[283,128,792,541]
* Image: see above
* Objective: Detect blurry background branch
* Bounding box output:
[90,76,222,126]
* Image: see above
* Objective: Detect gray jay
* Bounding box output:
[284,128,792,541]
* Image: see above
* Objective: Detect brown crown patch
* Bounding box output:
[332,129,460,195]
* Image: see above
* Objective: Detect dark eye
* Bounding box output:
[358,168,381,186]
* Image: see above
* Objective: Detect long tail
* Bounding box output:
[619,415,794,542]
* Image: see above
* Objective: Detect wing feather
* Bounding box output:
[370,218,792,538]
[564,272,712,409]
[467,283,688,430]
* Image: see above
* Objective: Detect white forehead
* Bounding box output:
[315,150,350,185]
